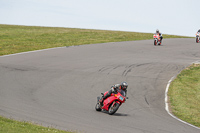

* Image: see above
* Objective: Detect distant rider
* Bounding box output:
[196,29,200,35]
[196,29,200,43]
[99,82,128,106]
[155,29,163,43]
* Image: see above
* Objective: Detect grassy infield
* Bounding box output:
[0,24,199,132]
[168,64,200,127]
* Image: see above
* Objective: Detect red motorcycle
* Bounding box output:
[196,32,199,43]
[153,33,161,45]
[95,90,128,115]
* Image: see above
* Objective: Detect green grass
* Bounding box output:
[0,116,72,133]
[0,24,189,56]
[168,64,200,127]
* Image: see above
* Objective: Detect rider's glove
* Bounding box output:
[111,84,120,92]
[111,86,116,92]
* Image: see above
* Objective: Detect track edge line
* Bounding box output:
[0,46,66,58]
[165,75,200,130]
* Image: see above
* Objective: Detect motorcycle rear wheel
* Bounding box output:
[95,97,101,111]
[108,102,120,115]
[95,103,101,111]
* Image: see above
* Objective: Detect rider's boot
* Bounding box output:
[99,97,104,106]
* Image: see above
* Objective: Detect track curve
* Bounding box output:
[0,38,200,133]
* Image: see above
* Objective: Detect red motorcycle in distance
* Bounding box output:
[196,32,199,43]
[95,90,128,115]
[153,33,161,45]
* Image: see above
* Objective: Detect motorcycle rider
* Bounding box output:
[99,82,128,106]
[155,29,163,43]
[196,29,200,43]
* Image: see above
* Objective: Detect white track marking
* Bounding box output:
[0,47,65,58]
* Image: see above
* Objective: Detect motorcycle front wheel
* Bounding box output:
[108,102,120,115]
[196,37,199,43]
[154,40,157,45]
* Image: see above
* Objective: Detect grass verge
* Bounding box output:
[0,116,72,133]
[168,64,200,127]
[0,24,190,56]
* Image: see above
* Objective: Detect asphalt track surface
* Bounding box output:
[0,38,200,133]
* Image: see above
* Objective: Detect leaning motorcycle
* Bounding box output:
[196,33,199,43]
[95,91,127,115]
[153,33,161,45]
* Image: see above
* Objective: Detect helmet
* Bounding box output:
[121,82,128,90]
[156,29,159,33]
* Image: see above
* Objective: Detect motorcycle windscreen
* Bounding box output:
[118,89,126,97]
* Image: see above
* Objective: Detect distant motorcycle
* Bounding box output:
[95,91,128,115]
[153,33,161,45]
[196,32,200,43]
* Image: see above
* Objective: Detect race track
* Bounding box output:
[0,38,200,133]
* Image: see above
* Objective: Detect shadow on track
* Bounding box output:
[97,110,129,116]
